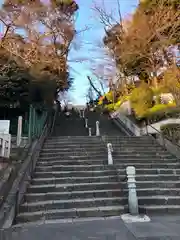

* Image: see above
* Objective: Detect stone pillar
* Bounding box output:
[107,143,113,165]
[1,138,5,157]
[79,110,82,118]
[7,135,11,158]
[88,128,92,136]
[96,121,100,136]
[17,116,22,146]
[126,166,139,215]
[85,118,88,128]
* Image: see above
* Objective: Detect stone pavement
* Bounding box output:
[1,215,180,240]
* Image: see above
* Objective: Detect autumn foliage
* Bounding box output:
[104,0,180,87]
[0,0,78,107]
[96,0,180,121]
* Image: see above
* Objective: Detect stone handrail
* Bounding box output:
[111,112,142,136]
[146,123,180,159]
[112,111,180,136]
[112,110,180,159]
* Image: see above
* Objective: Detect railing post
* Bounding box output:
[96,121,100,136]
[107,143,113,165]
[28,105,33,142]
[85,118,88,128]
[126,166,139,215]
[88,128,91,136]
[32,106,36,138]
[17,116,22,146]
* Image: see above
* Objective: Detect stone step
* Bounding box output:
[122,180,180,188]
[138,196,180,206]
[35,165,113,172]
[37,157,178,165]
[39,150,173,157]
[113,152,173,157]
[20,197,124,213]
[136,188,180,197]
[27,182,121,193]
[43,141,154,147]
[45,138,142,143]
[16,205,126,224]
[44,137,153,146]
[25,189,122,202]
[31,175,118,185]
[47,136,100,140]
[35,163,179,172]
[33,169,180,178]
[44,142,103,146]
[46,136,150,141]
[41,148,107,152]
[121,168,180,175]
[32,174,180,185]
[33,170,117,178]
[36,159,108,166]
[135,174,180,181]
[42,145,165,150]
[112,157,177,163]
[43,144,164,150]
[38,155,176,161]
[139,205,180,214]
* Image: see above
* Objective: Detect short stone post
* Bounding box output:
[85,118,88,128]
[126,166,139,215]
[1,138,5,157]
[107,143,113,165]
[17,116,22,146]
[88,128,92,136]
[96,121,100,136]
[6,135,11,158]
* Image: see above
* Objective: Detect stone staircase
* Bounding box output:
[14,111,127,225]
[13,110,180,225]
[103,135,180,214]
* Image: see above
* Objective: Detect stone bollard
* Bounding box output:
[107,143,113,165]
[88,128,92,136]
[126,166,139,215]
[85,118,88,128]
[1,138,5,157]
[17,116,22,146]
[96,121,100,136]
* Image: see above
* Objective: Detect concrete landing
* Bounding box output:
[1,215,180,240]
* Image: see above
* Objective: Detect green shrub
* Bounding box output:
[114,100,121,110]
[160,123,180,143]
[114,95,130,110]
[144,105,180,123]
[130,83,153,118]
[147,103,176,114]
[104,103,115,112]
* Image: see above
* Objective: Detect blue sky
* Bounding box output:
[69,0,139,104]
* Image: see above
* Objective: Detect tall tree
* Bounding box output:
[0,0,79,106]
[103,0,180,88]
